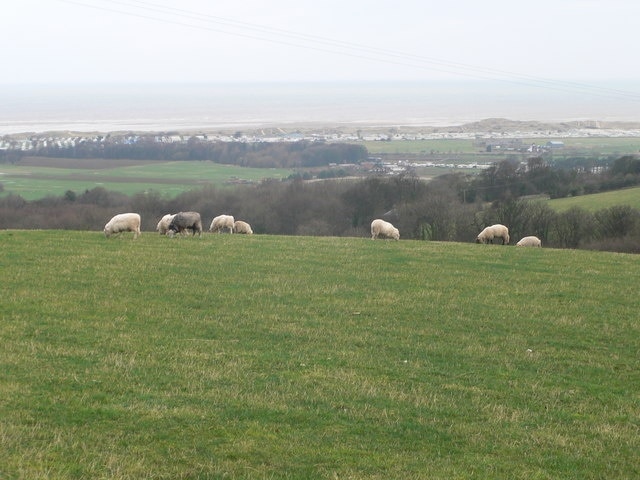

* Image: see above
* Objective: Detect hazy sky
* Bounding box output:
[4,0,640,86]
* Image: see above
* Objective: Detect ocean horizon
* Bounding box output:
[2,81,639,135]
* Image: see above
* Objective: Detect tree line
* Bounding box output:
[466,155,640,202]
[1,138,368,169]
[1,155,639,253]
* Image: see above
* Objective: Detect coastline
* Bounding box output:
[4,117,640,140]
[3,81,640,138]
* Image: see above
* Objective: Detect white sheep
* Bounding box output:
[371,219,400,240]
[516,235,542,247]
[156,214,175,235]
[233,220,253,234]
[209,214,235,234]
[104,213,141,239]
[476,224,510,245]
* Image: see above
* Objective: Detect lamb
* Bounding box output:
[156,214,175,235]
[476,224,510,245]
[167,211,203,237]
[209,214,235,234]
[516,235,542,247]
[371,219,400,240]
[104,213,141,239]
[233,220,253,234]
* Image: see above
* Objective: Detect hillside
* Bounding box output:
[2,231,639,479]
[547,186,640,212]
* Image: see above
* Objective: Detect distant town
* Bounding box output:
[3,118,640,152]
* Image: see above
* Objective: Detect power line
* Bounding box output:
[56,0,640,102]
[57,0,474,77]
[119,0,640,101]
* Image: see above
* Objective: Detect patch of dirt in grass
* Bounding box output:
[19,156,167,169]
[8,172,197,184]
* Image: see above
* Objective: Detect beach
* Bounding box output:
[2,81,640,136]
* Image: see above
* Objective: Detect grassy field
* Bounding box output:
[361,136,640,156]
[1,153,488,200]
[3,135,639,201]
[1,231,639,479]
[0,159,293,200]
[547,186,640,212]
[530,137,640,155]
[362,139,477,155]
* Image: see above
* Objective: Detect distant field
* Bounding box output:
[1,231,639,479]
[548,186,640,212]
[527,136,640,155]
[362,136,640,156]
[3,135,639,200]
[362,139,477,155]
[0,158,293,200]
[359,139,509,172]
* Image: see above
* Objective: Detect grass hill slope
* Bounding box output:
[1,231,639,479]
[547,185,640,212]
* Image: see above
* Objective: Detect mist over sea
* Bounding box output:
[1,81,639,135]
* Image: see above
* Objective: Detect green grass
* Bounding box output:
[362,137,640,156]
[547,186,640,212]
[362,139,477,155]
[3,135,639,201]
[0,161,293,200]
[527,137,640,155]
[1,231,639,479]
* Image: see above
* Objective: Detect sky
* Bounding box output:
[4,0,640,87]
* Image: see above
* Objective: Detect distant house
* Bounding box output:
[483,138,523,152]
[546,141,565,149]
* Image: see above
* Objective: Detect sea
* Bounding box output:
[1,81,639,135]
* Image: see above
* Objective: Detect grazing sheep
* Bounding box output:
[233,220,253,234]
[209,214,235,234]
[371,219,400,240]
[167,211,203,237]
[104,213,141,239]
[476,224,510,245]
[516,236,542,247]
[156,214,176,235]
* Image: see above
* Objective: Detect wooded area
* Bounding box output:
[1,138,368,168]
